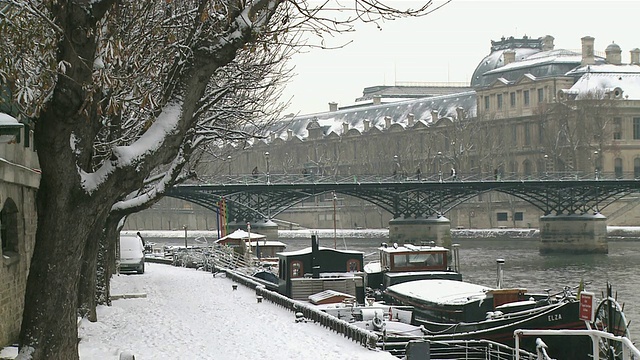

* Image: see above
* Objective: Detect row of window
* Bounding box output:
[497,212,524,221]
[484,88,545,110]
[289,259,361,278]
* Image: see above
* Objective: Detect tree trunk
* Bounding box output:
[78,226,102,321]
[19,192,111,359]
[95,214,124,307]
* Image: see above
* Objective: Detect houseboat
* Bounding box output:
[276,235,365,303]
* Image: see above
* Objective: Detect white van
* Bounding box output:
[119,235,145,274]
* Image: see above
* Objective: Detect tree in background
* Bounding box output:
[0,1,443,358]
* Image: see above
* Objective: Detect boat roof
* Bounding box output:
[277,246,364,257]
[387,279,492,305]
[247,240,287,247]
[378,243,449,253]
[385,271,455,278]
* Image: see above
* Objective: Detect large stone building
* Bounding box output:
[125,34,640,232]
[0,116,39,348]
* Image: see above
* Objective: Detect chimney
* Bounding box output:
[311,234,320,279]
[431,110,439,122]
[541,35,555,51]
[503,50,516,65]
[630,48,640,65]
[384,116,391,129]
[373,95,381,105]
[342,123,349,134]
[605,42,622,65]
[287,129,293,140]
[329,102,338,112]
[363,119,370,131]
[581,36,595,66]
[456,107,465,120]
[407,113,415,126]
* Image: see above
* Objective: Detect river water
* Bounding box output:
[141,230,640,343]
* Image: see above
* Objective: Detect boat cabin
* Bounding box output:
[365,243,462,291]
[277,236,365,303]
[379,243,450,272]
[247,240,287,260]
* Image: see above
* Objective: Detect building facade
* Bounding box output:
[125,35,640,231]
[0,118,39,348]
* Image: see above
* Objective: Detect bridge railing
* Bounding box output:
[197,171,636,185]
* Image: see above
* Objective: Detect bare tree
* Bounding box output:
[0,1,444,358]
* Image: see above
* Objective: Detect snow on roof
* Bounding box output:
[267,91,477,142]
[378,244,448,253]
[387,279,491,305]
[278,246,364,257]
[215,229,266,242]
[569,72,640,100]
[248,240,287,247]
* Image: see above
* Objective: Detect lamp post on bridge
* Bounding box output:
[437,151,443,183]
[393,155,399,179]
[594,150,599,180]
[264,151,271,184]
[227,155,232,176]
[544,154,549,178]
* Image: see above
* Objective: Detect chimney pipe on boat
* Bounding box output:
[451,244,460,273]
[496,258,505,289]
[311,234,320,279]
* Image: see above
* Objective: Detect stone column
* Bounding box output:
[539,214,608,254]
[388,215,452,248]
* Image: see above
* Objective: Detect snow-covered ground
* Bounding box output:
[1,263,395,360]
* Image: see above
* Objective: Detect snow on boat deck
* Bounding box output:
[388,279,492,305]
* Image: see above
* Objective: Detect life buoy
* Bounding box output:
[372,313,383,330]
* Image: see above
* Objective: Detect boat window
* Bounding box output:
[392,252,445,269]
[291,261,303,278]
[346,259,360,272]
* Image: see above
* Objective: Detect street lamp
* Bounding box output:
[594,150,599,180]
[437,151,443,182]
[543,154,548,178]
[264,151,270,183]
[227,155,232,176]
[393,155,399,179]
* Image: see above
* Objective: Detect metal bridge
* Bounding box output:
[166,172,640,224]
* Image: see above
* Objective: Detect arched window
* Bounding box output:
[346,259,360,272]
[1,198,19,256]
[523,160,532,177]
[615,158,623,179]
[508,161,518,177]
[634,158,640,179]
[290,260,303,278]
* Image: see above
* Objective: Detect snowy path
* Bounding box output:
[78,263,396,360]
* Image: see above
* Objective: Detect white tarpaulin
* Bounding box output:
[214,229,265,243]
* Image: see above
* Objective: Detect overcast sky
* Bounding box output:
[280,0,640,115]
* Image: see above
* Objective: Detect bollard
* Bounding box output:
[119,350,135,360]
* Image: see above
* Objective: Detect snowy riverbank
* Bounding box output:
[1,263,395,360]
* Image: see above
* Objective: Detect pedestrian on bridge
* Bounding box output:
[415,167,421,180]
[252,166,259,178]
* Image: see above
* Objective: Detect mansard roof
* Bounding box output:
[266,91,477,143]
[569,70,640,100]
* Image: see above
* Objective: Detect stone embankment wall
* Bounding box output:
[0,131,40,348]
